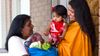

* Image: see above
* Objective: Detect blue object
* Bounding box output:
[28,47,58,56]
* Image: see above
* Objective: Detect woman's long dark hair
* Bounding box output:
[69,0,96,51]
[5,14,31,51]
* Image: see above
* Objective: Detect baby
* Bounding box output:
[44,5,67,46]
[24,33,44,48]
[30,33,44,43]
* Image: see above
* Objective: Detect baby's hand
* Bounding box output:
[59,35,64,39]
[43,32,49,36]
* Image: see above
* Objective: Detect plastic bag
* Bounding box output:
[28,47,58,56]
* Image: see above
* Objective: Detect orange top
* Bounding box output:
[58,21,92,56]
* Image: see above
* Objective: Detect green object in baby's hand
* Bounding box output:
[42,42,51,50]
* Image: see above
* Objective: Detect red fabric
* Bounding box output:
[49,20,65,45]
[50,20,64,36]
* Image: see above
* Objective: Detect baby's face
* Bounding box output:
[53,12,63,22]
[31,33,44,43]
[31,37,37,42]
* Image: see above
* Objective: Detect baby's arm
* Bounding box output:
[44,23,51,36]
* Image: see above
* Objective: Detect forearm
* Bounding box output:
[44,24,51,36]
[23,54,29,56]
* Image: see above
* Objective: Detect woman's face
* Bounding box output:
[53,12,63,22]
[21,19,34,39]
[68,5,75,20]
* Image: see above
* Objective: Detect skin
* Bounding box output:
[67,5,75,21]
[21,19,34,56]
[21,19,34,39]
[52,12,63,22]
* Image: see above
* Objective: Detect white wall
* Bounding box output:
[12,0,30,20]
[12,0,20,20]
[59,0,70,9]
[0,0,2,48]
[21,0,30,15]
[0,0,6,48]
[59,0,67,7]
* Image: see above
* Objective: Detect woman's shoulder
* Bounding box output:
[69,21,80,28]
[10,36,20,38]
[9,36,21,40]
[9,36,24,43]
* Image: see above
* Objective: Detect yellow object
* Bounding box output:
[58,22,92,56]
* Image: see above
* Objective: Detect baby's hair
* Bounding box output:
[30,33,44,43]
[53,5,67,19]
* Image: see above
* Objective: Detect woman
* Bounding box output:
[5,14,34,56]
[58,0,96,56]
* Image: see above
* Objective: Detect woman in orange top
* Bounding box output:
[58,0,96,56]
